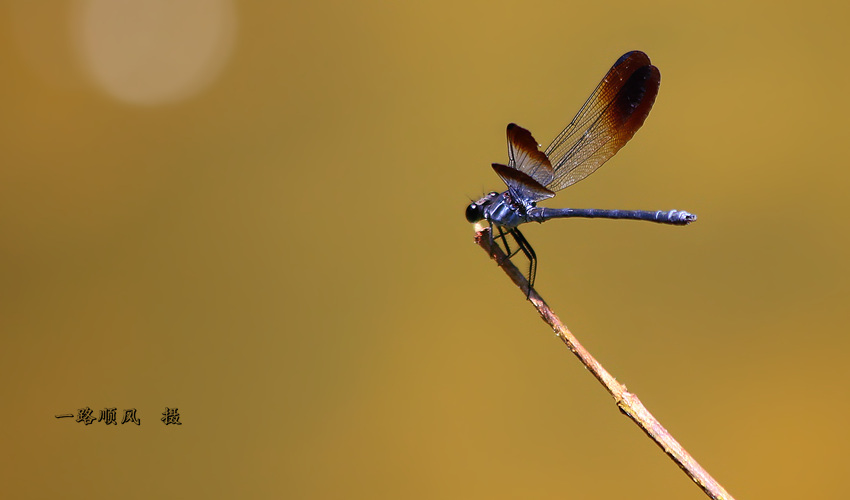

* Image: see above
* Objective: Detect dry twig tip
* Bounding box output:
[473,227,734,500]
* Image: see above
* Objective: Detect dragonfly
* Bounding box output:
[466,51,696,294]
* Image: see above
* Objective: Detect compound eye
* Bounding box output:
[488,191,499,197]
[465,203,483,223]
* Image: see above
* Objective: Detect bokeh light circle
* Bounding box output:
[73,0,237,106]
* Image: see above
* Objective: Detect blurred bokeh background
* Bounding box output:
[2,1,848,498]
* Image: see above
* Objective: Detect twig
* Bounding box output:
[474,227,735,500]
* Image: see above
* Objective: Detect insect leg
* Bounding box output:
[508,228,537,297]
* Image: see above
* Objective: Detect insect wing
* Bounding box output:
[544,51,661,192]
[491,163,555,203]
[506,123,555,187]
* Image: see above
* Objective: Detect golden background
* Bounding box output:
[2,1,848,498]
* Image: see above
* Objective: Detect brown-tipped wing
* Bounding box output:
[543,51,661,192]
[506,123,554,187]
[491,163,555,203]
